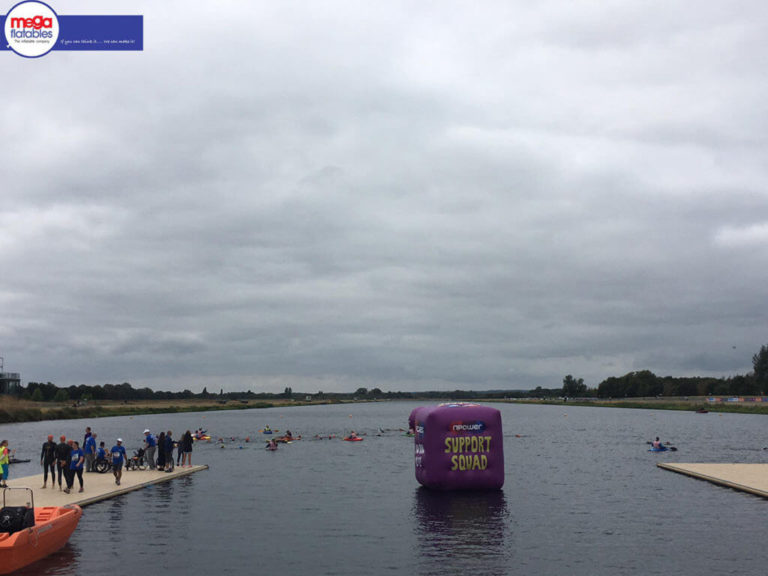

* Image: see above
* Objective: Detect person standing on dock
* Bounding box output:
[55,436,71,491]
[40,435,57,488]
[64,440,76,490]
[181,430,193,467]
[84,432,97,472]
[111,438,127,486]
[156,431,166,471]
[163,431,175,472]
[0,440,9,487]
[65,441,85,494]
[144,429,157,470]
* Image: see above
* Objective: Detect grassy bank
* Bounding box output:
[0,396,341,424]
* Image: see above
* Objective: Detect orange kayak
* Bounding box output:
[275,435,301,443]
[0,504,83,574]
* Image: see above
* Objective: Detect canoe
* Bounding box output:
[0,496,82,574]
[343,437,363,442]
[274,436,299,443]
[648,446,668,452]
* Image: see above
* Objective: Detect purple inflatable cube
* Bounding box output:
[414,403,504,490]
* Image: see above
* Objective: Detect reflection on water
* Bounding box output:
[413,487,512,576]
[106,497,125,545]
[14,541,79,576]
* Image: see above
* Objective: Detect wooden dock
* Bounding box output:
[657,462,768,499]
[2,465,208,508]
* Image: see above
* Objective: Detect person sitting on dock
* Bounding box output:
[111,438,127,486]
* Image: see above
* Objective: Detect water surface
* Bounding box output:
[2,402,766,575]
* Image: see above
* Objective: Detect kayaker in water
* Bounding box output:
[652,437,662,449]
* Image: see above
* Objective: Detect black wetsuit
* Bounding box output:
[40,440,57,484]
[55,441,72,488]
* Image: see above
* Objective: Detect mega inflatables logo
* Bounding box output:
[2,1,143,57]
[4,1,59,57]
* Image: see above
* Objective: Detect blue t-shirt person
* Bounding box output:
[145,433,157,447]
[111,443,127,466]
[97,446,106,459]
[84,435,96,455]
[69,448,84,470]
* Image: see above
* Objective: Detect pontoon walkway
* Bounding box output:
[2,465,208,507]
[657,462,768,499]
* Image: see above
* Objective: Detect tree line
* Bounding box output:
[8,343,768,402]
[13,382,539,403]
[562,343,768,399]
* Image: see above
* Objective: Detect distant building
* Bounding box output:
[0,371,21,394]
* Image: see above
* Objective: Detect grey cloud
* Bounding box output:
[2,1,767,392]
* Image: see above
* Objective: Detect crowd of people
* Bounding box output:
[36,427,196,493]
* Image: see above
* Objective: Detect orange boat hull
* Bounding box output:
[0,505,82,574]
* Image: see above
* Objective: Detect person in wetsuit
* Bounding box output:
[40,434,57,488]
[55,436,72,491]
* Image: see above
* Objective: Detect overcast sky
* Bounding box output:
[1,1,767,393]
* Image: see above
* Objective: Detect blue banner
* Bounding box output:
[2,14,143,51]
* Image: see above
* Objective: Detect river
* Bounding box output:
[2,401,767,575]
